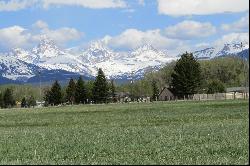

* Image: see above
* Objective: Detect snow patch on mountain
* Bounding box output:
[1,36,249,83]
[193,42,249,59]
[0,54,39,81]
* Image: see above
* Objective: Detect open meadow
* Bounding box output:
[0,100,249,165]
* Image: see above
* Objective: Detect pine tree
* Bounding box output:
[44,88,52,107]
[21,97,27,108]
[86,80,94,104]
[66,78,76,104]
[171,52,202,99]
[50,80,63,105]
[3,88,16,108]
[110,79,116,102]
[75,76,87,104]
[0,93,4,108]
[92,68,109,104]
[152,79,159,101]
[27,95,36,107]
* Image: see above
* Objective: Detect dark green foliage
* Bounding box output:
[117,57,246,98]
[43,88,51,107]
[75,76,87,104]
[27,95,36,108]
[86,81,94,103]
[50,80,63,105]
[152,79,159,101]
[171,53,202,98]
[110,79,116,102]
[21,97,27,108]
[66,78,76,104]
[3,88,16,108]
[92,68,109,104]
[0,93,4,108]
[207,80,226,94]
[200,57,247,88]
[44,80,63,106]
[0,84,43,101]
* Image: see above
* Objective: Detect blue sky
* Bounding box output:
[0,0,249,55]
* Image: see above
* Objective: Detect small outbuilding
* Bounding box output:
[158,87,175,101]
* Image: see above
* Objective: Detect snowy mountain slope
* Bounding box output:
[86,44,177,78]
[193,42,249,59]
[79,41,117,64]
[0,54,40,81]
[1,36,249,84]
[11,37,92,77]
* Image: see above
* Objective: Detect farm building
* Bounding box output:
[158,87,175,101]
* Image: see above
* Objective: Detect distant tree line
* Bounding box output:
[0,53,248,108]
[44,68,116,106]
[117,54,248,100]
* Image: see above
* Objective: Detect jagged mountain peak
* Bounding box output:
[81,41,116,64]
[32,36,64,59]
[133,44,158,53]
[193,42,249,59]
[1,39,249,83]
[88,41,110,51]
[130,44,167,60]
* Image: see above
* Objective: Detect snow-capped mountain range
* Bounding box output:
[0,36,249,84]
[193,42,249,59]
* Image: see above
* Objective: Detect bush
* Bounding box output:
[207,80,226,94]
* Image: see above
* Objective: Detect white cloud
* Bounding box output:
[99,28,190,55]
[0,21,83,50]
[31,20,83,45]
[214,32,249,47]
[195,42,211,49]
[0,0,127,11]
[221,15,249,32]
[158,0,249,16]
[32,20,49,29]
[39,27,83,45]
[41,0,126,9]
[0,0,37,11]
[0,26,32,49]
[165,20,216,40]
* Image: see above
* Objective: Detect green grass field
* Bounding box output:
[0,100,249,165]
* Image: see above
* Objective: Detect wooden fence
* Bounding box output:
[192,92,249,101]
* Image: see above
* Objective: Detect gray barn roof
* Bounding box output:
[226,87,249,92]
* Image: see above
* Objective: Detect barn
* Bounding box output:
[158,87,175,101]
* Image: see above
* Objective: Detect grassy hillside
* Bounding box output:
[0,100,248,164]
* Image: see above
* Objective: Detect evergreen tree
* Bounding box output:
[171,52,202,99]
[152,79,159,101]
[50,80,63,105]
[0,93,4,108]
[66,78,76,104]
[92,68,109,104]
[3,88,16,108]
[207,80,226,94]
[44,88,52,106]
[27,95,36,107]
[110,79,116,102]
[86,80,94,104]
[75,76,87,104]
[21,97,27,108]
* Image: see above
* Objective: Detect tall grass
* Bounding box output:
[0,100,248,164]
